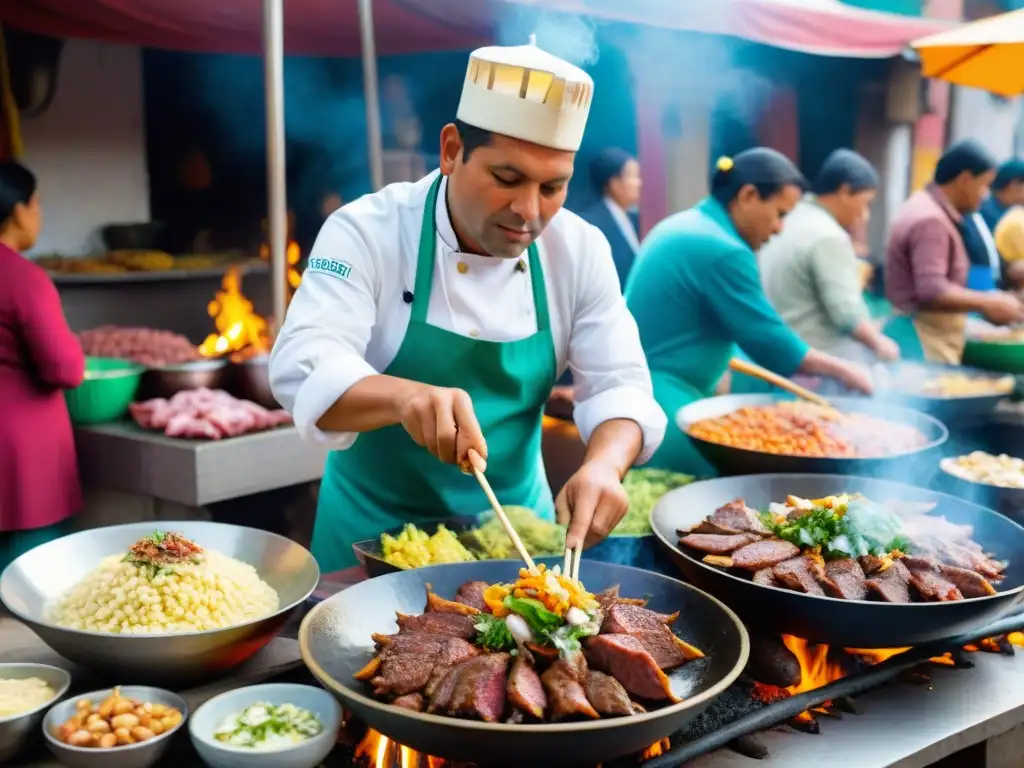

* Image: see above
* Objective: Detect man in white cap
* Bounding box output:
[270,41,666,571]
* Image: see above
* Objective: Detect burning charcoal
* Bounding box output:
[786,713,820,734]
[832,696,860,714]
[812,705,841,720]
[728,734,769,759]
[747,635,802,688]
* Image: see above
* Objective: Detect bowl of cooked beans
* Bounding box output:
[0,663,72,762]
[678,394,948,478]
[42,686,187,768]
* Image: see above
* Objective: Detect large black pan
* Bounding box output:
[651,474,1024,648]
[677,394,948,478]
[299,561,749,767]
[805,362,1014,424]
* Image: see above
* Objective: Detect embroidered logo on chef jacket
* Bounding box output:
[307,257,353,280]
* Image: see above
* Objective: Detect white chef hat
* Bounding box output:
[456,38,594,152]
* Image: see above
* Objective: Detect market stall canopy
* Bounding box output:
[0,0,951,58]
[912,9,1024,97]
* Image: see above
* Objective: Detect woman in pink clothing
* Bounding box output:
[0,161,84,571]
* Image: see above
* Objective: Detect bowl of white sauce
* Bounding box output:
[188,683,341,768]
[0,663,72,762]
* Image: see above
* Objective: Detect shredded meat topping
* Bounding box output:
[126,532,204,566]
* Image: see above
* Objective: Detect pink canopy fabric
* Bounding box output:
[0,0,951,58]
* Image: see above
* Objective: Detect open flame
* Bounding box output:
[259,238,303,296]
[353,728,669,767]
[197,265,271,359]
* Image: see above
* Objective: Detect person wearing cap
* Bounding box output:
[981,158,1024,232]
[269,43,666,570]
[580,148,642,290]
[884,140,1024,364]
[624,148,874,476]
[760,149,900,364]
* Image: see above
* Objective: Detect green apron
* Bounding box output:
[311,176,558,571]
[646,371,718,478]
[883,314,926,362]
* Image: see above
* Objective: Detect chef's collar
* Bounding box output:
[434,175,461,253]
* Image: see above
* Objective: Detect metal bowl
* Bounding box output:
[0,663,72,763]
[42,686,187,768]
[938,459,1024,525]
[136,359,229,401]
[0,522,319,684]
[228,355,280,410]
[678,394,949,478]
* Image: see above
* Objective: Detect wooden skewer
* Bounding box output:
[466,449,537,573]
[570,546,582,584]
[563,549,572,577]
[728,357,831,408]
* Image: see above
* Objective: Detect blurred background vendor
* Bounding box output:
[981,158,1024,232]
[884,140,1024,363]
[580,147,642,291]
[0,161,85,571]
[761,149,899,364]
[624,148,874,476]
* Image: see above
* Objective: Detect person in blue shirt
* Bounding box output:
[580,148,642,291]
[624,148,874,476]
[980,158,1024,232]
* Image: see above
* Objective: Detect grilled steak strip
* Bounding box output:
[731,539,801,571]
[586,670,635,717]
[773,556,826,596]
[865,560,912,604]
[819,558,869,601]
[680,533,760,555]
[541,654,599,721]
[507,655,547,720]
[586,634,680,702]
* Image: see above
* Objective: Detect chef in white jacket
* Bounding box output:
[269,41,666,571]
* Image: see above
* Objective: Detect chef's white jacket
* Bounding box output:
[269,171,666,462]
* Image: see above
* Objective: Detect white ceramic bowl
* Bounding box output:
[0,663,72,762]
[42,686,188,768]
[188,683,341,768]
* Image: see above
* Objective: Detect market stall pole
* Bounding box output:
[359,0,385,192]
[263,0,288,330]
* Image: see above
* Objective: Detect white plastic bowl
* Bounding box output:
[188,683,341,768]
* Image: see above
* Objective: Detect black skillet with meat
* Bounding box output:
[650,474,1024,648]
[299,561,749,767]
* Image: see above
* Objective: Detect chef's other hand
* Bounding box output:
[873,336,901,363]
[837,362,874,395]
[399,384,487,467]
[981,292,1024,326]
[555,460,630,551]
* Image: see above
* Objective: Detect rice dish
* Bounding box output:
[48,531,279,634]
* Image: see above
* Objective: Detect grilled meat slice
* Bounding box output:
[429,653,511,722]
[685,520,743,536]
[731,539,800,571]
[507,655,546,720]
[752,568,780,588]
[455,581,490,612]
[391,693,425,712]
[819,558,868,601]
[395,611,477,640]
[902,557,997,598]
[426,586,481,616]
[773,556,826,596]
[541,655,599,721]
[601,603,678,634]
[371,633,478,697]
[859,555,886,575]
[865,560,912,604]
[586,670,636,717]
[901,557,963,602]
[596,585,647,610]
[680,533,759,555]
[707,499,769,534]
[585,634,680,702]
[600,603,699,669]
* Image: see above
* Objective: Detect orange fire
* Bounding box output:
[259,238,303,296]
[353,728,668,767]
[197,265,271,359]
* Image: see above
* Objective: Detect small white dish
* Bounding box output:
[0,663,72,763]
[189,683,341,768]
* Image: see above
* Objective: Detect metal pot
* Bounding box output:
[136,359,229,401]
[228,355,280,409]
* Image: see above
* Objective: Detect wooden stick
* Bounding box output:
[563,549,572,577]
[467,449,537,572]
[570,546,582,584]
[728,357,831,407]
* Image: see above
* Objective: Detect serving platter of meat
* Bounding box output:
[299,561,748,767]
[651,474,1024,648]
[129,388,292,439]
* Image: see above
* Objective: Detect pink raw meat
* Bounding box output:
[130,388,292,440]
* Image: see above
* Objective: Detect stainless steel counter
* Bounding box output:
[75,422,327,506]
[689,651,1024,768]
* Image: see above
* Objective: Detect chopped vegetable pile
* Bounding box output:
[474,565,601,657]
[214,702,323,749]
[762,494,912,560]
[619,469,694,535]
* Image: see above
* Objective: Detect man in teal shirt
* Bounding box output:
[625,148,874,475]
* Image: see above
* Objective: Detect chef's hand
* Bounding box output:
[556,459,630,551]
[981,292,1024,326]
[873,336,901,362]
[398,385,487,467]
[837,362,874,395]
